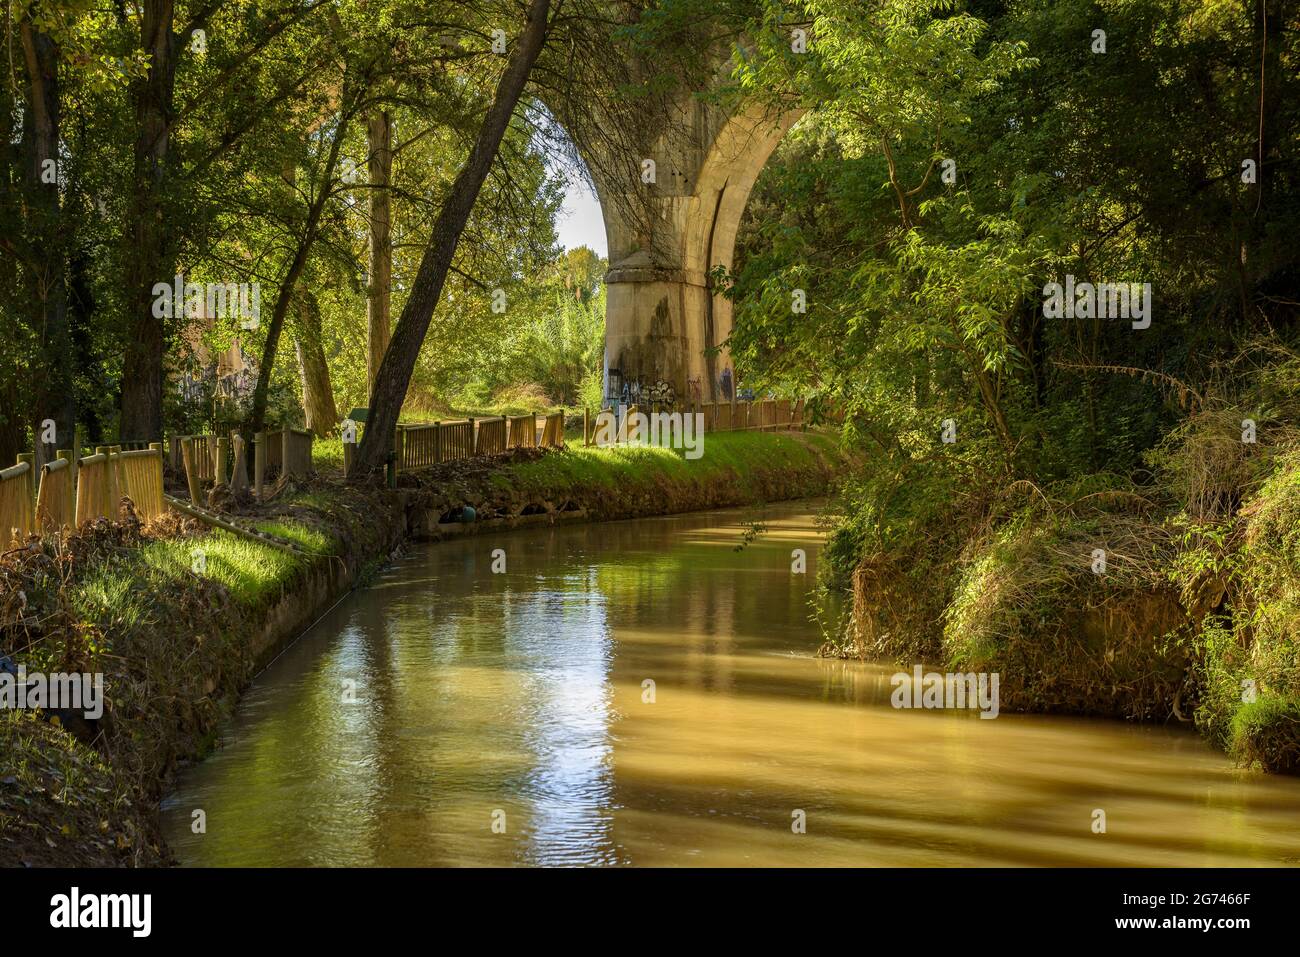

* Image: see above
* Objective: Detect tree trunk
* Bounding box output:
[19,20,73,468]
[366,109,393,399]
[294,291,339,434]
[349,0,551,479]
[119,1,178,442]
[246,109,350,436]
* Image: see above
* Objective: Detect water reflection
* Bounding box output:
[162,504,1300,867]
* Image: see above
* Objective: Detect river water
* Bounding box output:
[161,502,1300,866]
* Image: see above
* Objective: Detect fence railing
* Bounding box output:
[264,428,312,480]
[74,451,112,525]
[540,412,565,448]
[371,411,566,476]
[169,435,219,482]
[2,421,320,539]
[398,420,475,470]
[36,456,75,530]
[113,447,166,521]
[76,445,166,525]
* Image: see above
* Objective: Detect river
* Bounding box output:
[161,502,1300,866]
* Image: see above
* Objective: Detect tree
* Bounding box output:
[366,108,394,398]
[348,0,552,479]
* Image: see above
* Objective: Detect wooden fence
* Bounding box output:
[170,428,311,497]
[169,435,219,482]
[506,415,537,449]
[584,398,806,445]
[74,450,113,525]
[0,444,166,543]
[36,456,75,530]
[0,457,36,543]
[113,447,166,521]
[262,428,313,480]
[379,411,566,475]
[76,445,165,525]
[540,412,565,448]
[398,420,474,470]
[474,417,507,455]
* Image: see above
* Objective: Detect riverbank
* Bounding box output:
[1,430,845,867]
[822,401,1300,776]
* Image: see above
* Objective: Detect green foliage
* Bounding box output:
[727,0,1300,740]
[439,246,607,414]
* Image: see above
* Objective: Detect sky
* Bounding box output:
[555,176,607,259]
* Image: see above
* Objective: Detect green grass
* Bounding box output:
[251,519,337,553]
[312,436,344,473]
[508,430,839,495]
[1230,696,1300,773]
[73,528,313,624]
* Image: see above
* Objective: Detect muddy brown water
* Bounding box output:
[161,502,1300,866]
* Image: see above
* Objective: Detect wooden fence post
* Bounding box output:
[389,426,402,488]
[229,435,249,496]
[16,454,34,502]
[110,445,124,514]
[70,426,82,511]
[180,439,202,504]
[95,447,112,518]
[254,432,265,500]
[215,436,229,486]
[56,449,74,521]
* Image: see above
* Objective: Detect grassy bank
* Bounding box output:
[1,429,846,866]
[1,484,407,866]
[360,429,847,534]
[501,430,844,519]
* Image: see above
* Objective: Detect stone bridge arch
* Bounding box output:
[567,91,803,404]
